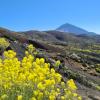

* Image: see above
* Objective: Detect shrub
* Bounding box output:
[95,68,100,73]
[55,60,61,68]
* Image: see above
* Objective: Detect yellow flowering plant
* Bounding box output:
[0,38,10,51]
[0,44,82,100]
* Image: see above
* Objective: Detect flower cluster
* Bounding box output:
[27,44,36,54]
[0,45,82,100]
[0,38,10,50]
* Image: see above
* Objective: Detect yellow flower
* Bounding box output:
[45,80,51,86]
[36,58,40,65]
[31,97,36,100]
[39,76,45,81]
[17,95,23,100]
[61,82,65,88]
[57,88,60,92]
[65,90,71,95]
[25,51,29,56]
[67,79,77,90]
[27,44,35,53]
[4,50,16,58]
[61,96,65,100]
[37,82,45,90]
[40,58,45,64]
[51,68,55,73]
[73,93,78,97]
[33,90,39,96]
[78,96,82,100]
[38,92,43,100]
[49,95,55,100]
[50,80,55,85]
[28,74,34,80]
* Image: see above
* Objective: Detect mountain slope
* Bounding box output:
[21,30,61,42]
[0,27,100,99]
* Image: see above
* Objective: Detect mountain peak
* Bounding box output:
[56,23,96,35]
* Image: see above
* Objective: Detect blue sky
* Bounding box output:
[0,0,100,33]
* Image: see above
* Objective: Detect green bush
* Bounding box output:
[95,68,100,73]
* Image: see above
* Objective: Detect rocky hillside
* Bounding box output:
[0,27,100,100]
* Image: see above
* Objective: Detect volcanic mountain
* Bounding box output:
[56,23,97,35]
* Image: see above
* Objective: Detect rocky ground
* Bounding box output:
[43,50,100,100]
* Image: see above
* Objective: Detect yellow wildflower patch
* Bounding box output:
[0,44,82,100]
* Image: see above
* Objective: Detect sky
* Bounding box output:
[0,0,100,33]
